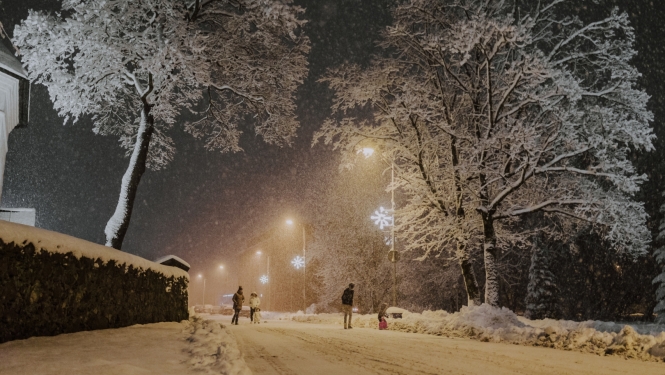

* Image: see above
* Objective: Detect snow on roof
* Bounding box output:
[0,220,188,279]
[0,41,27,79]
[154,254,191,269]
[386,307,409,314]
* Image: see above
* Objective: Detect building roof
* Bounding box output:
[0,40,27,80]
[154,255,191,272]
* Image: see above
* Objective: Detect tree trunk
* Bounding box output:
[482,215,500,307]
[457,241,481,306]
[104,104,154,249]
[449,136,482,306]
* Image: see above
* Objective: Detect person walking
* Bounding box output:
[341,283,355,329]
[249,292,261,323]
[231,286,244,325]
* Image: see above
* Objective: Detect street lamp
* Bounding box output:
[287,219,307,312]
[364,147,399,307]
[197,274,206,306]
[260,275,269,284]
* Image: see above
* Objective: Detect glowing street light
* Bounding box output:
[359,147,375,158]
[260,275,269,284]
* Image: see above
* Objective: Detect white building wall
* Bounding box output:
[0,73,20,204]
[0,208,36,226]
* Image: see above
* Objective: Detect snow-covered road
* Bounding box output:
[222,319,665,375]
[2,317,664,374]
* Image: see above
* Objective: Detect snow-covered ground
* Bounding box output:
[2,311,664,374]
[0,317,250,375]
[279,304,665,362]
[212,316,665,374]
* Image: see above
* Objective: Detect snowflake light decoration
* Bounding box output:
[291,255,305,269]
[260,275,269,284]
[371,206,393,229]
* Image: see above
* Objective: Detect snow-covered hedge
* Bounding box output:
[290,305,665,362]
[0,221,189,343]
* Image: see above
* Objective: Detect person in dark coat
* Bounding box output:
[231,286,244,325]
[341,283,355,329]
[378,302,389,322]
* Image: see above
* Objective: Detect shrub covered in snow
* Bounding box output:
[0,221,188,343]
[290,304,665,362]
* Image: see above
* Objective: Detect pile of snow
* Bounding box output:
[0,220,187,279]
[182,316,251,375]
[290,304,665,362]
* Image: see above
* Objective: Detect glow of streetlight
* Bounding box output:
[197,274,203,278]
[256,250,262,255]
[260,275,269,284]
[219,265,224,269]
[292,255,305,269]
[359,147,375,158]
[286,219,294,225]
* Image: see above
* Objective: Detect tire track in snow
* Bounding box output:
[251,325,442,375]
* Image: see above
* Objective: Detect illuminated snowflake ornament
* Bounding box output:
[371,206,393,230]
[291,255,305,269]
[260,275,269,284]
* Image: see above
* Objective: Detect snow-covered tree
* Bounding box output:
[317,0,653,307]
[652,199,665,323]
[525,236,560,320]
[309,159,393,313]
[315,60,484,306]
[13,0,310,249]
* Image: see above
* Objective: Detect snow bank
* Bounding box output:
[0,220,188,279]
[290,304,665,362]
[182,316,251,375]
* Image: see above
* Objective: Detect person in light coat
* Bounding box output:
[249,292,261,323]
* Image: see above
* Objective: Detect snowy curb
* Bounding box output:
[289,304,665,362]
[182,316,252,375]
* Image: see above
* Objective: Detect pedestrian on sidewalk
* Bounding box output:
[231,286,244,325]
[341,283,355,329]
[249,292,261,322]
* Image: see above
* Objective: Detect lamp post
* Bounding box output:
[365,148,399,307]
[255,251,271,311]
[255,251,263,292]
[287,219,307,312]
[218,265,226,304]
[197,274,206,306]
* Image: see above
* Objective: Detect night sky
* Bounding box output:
[0,0,663,302]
